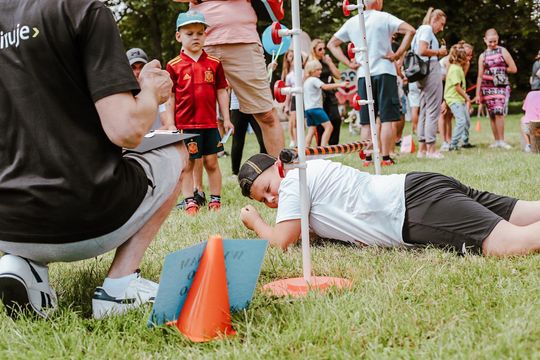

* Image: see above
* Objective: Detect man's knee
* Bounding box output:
[254,109,278,126]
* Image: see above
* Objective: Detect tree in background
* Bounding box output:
[107,0,539,98]
[104,0,187,63]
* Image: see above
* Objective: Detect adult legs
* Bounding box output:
[380,121,395,157]
[253,109,284,156]
[248,116,267,153]
[410,106,419,134]
[231,109,249,175]
[108,145,187,278]
[288,110,297,146]
[325,102,341,145]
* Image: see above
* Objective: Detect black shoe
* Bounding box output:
[461,143,476,149]
[194,190,207,206]
[176,199,186,209]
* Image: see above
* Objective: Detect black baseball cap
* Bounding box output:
[238,154,276,197]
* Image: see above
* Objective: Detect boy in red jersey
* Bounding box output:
[165,10,233,214]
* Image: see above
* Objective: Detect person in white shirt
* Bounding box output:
[303,60,349,146]
[237,153,540,256]
[327,0,415,166]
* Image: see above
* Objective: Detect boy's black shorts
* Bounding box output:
[181,128,224,160]
[402,172,518,255]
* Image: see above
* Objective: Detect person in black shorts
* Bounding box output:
[237,155,540,257]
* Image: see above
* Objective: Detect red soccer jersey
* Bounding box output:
[166,50,228,129]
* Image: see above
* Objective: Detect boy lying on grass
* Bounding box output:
[238,154,540,256]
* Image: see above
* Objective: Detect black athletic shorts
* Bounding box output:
[181,128,224,160]
[402,172,518,255]
[357,73,401,124]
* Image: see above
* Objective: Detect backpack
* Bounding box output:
[404,37,431,82]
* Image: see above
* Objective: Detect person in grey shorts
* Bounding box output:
[0,0,186,320]
[413,8,448,159]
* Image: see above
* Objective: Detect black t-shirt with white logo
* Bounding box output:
[0,0,148,243]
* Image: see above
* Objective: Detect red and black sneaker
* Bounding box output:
[208,195,221,211]
[208,200,221,211]
[381,158,396,166]
[184,198,199,216]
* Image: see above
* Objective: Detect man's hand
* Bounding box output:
[240,205,261,231]
[139,60,173,105]
[438,46,448,57]
[384,51,401,62]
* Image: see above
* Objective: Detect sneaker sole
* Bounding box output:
[0,274,31,318]
[92,299,138,320]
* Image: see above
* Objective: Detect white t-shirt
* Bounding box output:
[275,160,409,248]
[334,10,403,78]
[303,77,325,110]
[230,90,240,110]
[412,25,440,62]
[285,71,296,87]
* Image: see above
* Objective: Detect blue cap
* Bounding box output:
[176,10,209,30]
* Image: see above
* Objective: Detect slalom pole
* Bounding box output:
[355,0,381,175]
[290,0,312,282]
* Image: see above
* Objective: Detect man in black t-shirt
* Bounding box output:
[0,0,186,319]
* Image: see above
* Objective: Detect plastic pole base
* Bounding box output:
[263,276,352,297]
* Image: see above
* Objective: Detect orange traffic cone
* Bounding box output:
[176,235,236,342]
[475,119,481,132]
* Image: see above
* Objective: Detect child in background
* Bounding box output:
[444,45,473,151]
[303,60,348,146]
[165,11,233,214]
[521,90,540,152]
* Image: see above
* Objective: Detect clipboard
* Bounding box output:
[124,131,198,154]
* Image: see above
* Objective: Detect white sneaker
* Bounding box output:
[288,141,296,148]
[525,144,532,153]
[489,142,499,148]
[0,254,57,318]
[440,142,450,152]
[416,151,426,159]
[92,271,158,319]
[426,151,445,159]
[498,141,512,150]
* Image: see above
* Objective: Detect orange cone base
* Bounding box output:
[164,320,236,342]
[263,276,352,297]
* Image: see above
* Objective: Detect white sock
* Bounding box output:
[102,272,138,297]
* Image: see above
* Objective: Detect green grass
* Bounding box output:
[1,114,539,359]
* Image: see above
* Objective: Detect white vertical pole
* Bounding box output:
[356,0,381,175]
[291,0,312,282]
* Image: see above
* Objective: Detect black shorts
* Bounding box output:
[290,96,296,112]
[402,172,518,254]
[181,128,224,160]
[357,74,401,124]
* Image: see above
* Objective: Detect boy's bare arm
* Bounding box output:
[320,81,349,91]
[240,205,300,250]
[217,88,234,132]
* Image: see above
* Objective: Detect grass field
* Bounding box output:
[1,114,539,359]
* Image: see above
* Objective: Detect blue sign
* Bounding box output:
[148,239,268,327]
